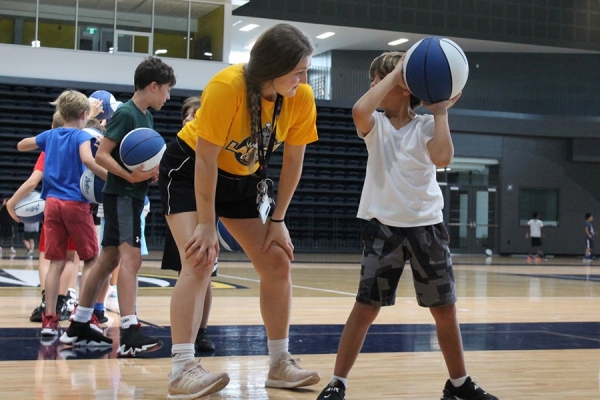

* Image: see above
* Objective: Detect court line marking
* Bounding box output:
[218,274,356,296]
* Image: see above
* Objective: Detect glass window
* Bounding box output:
[519,188,559,227]
[154,0,190,59]
[117,0,152,33]
[190,2,224,61]
[0,0,37,46]
[443,157,500,186]
[78,0,115,52]
[38,0,76,50]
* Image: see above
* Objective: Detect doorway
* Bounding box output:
[446,187,498,254]
[438,157,500,255]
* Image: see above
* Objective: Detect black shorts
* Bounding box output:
[23,231,38,241]
[357,218,457,308]
[159,137,273,219]
[531,237,542,247]
[101,194,143,248]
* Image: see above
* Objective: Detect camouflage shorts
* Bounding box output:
[356,219,457,308]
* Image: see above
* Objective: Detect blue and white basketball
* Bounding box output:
[119,128,166,172]
[217,219,243,252]
[89,90,119,121]
[79,169,105,204]
[403,37,469,104]
[14,191,45,223]
[84,127,103,157]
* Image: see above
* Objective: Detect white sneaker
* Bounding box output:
[167,359,229,399]
[265,352,321,389]
[65,288,77,313]
[10,247,16,254]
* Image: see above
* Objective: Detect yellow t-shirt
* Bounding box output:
[178,64,318,176]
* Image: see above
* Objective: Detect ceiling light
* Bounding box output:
[232,20,242,27]
[388,38,409,46]
[244,41,255,50]
[154,49,167,55]
[239,24,259,32]
[316,32,335,39]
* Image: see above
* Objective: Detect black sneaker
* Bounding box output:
[59,321,113,347]
[30,303,45,322]
[317,379,346,400]
[441,377,498,400]
[30,291,46,322]
[195,328,216,352]
[116,324,163,357]
[93,309,109,323]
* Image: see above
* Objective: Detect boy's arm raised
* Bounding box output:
[423,92,462,167]
[17,137,39,151]
[353,59,406,136]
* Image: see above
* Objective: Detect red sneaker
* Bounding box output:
[41,314,61,336]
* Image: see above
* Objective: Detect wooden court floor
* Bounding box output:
[0,251,599,399]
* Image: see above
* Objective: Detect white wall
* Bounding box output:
[0,44,229,91]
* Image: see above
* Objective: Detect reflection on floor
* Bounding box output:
[4,320,600,361]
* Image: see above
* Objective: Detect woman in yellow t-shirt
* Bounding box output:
[158,23,320,398]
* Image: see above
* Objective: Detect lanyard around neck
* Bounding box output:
[256,94,283,179]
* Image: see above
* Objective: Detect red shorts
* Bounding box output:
[43,197,98,261]
[39,224,76,253]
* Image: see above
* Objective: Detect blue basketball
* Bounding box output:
[14,191,45,223]
[403,37,469,104]
[79,169,104,204]
[217,219,243,252]
[89,90,119,121]
[83,127,103,157]
[119,128,166,172]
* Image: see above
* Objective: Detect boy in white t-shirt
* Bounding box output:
[526,212,544,260]
[316,52,498,400]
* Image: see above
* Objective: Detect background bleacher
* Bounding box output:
[0,83,367,254]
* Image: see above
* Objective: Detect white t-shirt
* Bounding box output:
[357,112,444,227]
[527,219,543,237]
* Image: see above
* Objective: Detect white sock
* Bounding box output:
[73,306,93,323]
[331,375,348,388]
[450,375,469,388]
[120,314,138,329]
[268,338,289,367]
[171,343,195,379]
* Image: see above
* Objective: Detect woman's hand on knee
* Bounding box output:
[184,223,219,268]
[262,221,294,261]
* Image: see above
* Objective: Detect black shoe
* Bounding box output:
[317,380,346,400]
[195,328,216,352]
[59,321,113,347]
[30,304,45,322]
[441,377,498,400]
[116,324,163,357]
[93,309,109,323]
[30,291,46,322]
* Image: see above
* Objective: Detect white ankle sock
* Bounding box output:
[450,375,468,388]
[171,343,195,378]
[332,375,348,388]
[268,338,289,366]
[73,306,93,323]
[120,315,138,329]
